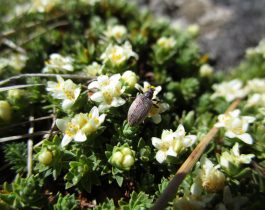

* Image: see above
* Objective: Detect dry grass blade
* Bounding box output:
[0,84,43,92]
[151,99,241,210]
[0,131,58,143]
[0,73,94,86]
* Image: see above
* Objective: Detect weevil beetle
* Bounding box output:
[127,88,154,126]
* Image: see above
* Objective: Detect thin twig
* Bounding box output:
[0,131,58,143]
[0,115,53,130]
[0,12,66,39]
[0,73,93,86]
[0,84,44,92]
[2,38,26,54]
[27,115,34,177]
[34,108,57,148]
[151,99,241,210]
[47,107,57,140]
[20,21,69,45]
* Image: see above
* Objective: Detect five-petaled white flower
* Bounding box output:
[157,37,176,49]
[192,157,225,193]
[152,125,197,163]
[82,62,102,77]
[246,78,265,94]
[46,76,81,110]
[31,0,59,13]
[104,25,127,42]
[135,81,167,123]
[211,79,247,102]
[56,106,106,147]
[220,143,255,170]
[100,41,138,66]
[147,102,169,124]
[246,93,265,107]
[215,109,255,144]
[43,53,74,73]
[88,74,126,111]
[135,81,162,100]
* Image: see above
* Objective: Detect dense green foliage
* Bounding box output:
[1,0,265,209]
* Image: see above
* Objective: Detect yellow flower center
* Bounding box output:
[64,89,75,100]
[102,91,113,105]
[65,122,79,137]
[110,49,123,63]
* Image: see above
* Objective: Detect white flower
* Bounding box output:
[43,53,74,73]
[135,81,162,100]
[246,93,265,107]
[31,0,59,13]
[56,107,106,147]
[194,157,226,193]
[211,79,247,102]
[156,37,176,49]
[88,74,126,111]
[147,102,169,124]
[246,39,265,59]
[245,78,265,94]
[100,41,138,66]
[220,143,255,169]
[9,53,28,71]
[152,125,197,163]
[121,70,138,89]
[82,62,102,77]
[46,76,81,110]
[215,109,255,144]
[0,53,28,73]
[104,25,127,42]
[199,64,213,77]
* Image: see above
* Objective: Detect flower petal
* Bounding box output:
[61,135,73,147]
[90,92,103,102]
[238,133,253,144]
[151,114,161,124]
[155,150,167,163]
[74,131,87,142]
[56,118,69,132]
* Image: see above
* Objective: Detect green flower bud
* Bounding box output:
[0,100,12,122]
[122,154,135,169]
[187,24,200,37]
[111,151,123,165]
[109,144,135,171]
[122,70,138,89]
[199,64,213,77]
[38,150,53,165]
[7,89,25,101]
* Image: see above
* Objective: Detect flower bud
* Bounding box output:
[110,145,135,171]
[122,154,135,168]
[187,24,200,37]
[122,70,138,89]
[38,150,53,165]
[7,89,25,101]
[199,64,213,77]
[0,100,12,122]
[157,37,176,49]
